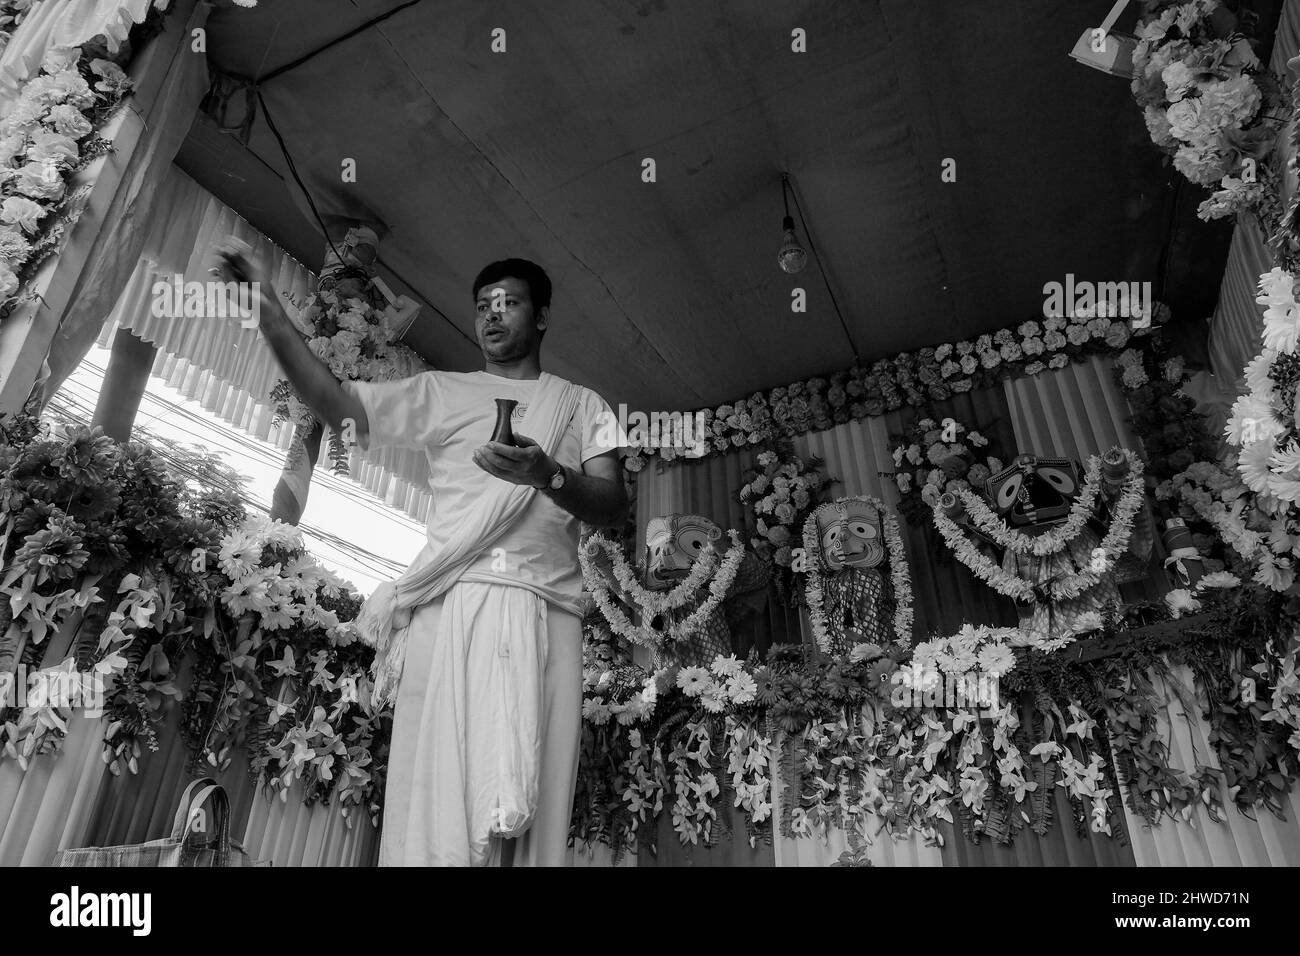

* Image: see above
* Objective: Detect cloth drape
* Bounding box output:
[0,0,173,116]
[0,612,106,866]
[89,164,436,524]
[35,0,208,404]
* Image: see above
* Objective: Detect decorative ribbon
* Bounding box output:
[1163,547,1202,587]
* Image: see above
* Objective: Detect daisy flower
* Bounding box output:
[676,666,711,697]
[710,654,742,679]
[977,642,1016,677]
[1238,438,1276,494]
[726,672,758,706]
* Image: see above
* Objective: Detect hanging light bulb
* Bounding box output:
[777,175,807,274]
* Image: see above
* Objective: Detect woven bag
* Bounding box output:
[52,777,271,867]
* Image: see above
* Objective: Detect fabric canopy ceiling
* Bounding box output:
[174,0,1214,412]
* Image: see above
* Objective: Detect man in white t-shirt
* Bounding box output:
[213,248,628,866]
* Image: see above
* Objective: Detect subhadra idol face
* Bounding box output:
[815,499,885,572]
[643,514,724,591]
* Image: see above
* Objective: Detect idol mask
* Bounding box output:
[983,455,1082,527]
[643,514,724,591]
[813,499,886,572]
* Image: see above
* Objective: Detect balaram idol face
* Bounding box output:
[644,514,722,590]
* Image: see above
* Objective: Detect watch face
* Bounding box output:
[549,467,565,490]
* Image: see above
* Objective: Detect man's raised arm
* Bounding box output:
[212,242,366,435]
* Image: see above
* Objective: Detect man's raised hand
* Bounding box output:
[210,237,268,289]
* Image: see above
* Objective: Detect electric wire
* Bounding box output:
[42,377,416,585]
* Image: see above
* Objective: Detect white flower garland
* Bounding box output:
[582,533,721,616]
[930,450,1146,603]
[580,531,746,652]
[801,496,914,651]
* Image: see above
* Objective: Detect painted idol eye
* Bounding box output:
[995,474,1023,511]
[676,527,710,554]
[821,527,841,552]
[848,520,877,539]
[1038,466,1077,496]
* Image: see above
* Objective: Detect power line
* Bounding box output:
[65,358,425,534]
[44,382,414,584]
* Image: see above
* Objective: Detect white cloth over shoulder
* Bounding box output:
[345,371,582,707]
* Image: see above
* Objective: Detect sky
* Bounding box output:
[53,345,427,597]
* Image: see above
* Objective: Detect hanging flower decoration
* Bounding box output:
[1131,0,1286,223]
[737,441,830,603]
[0,40,135,318]
[270,282,426,476]
[620,309,1164,472]
[1204,267,1300,592]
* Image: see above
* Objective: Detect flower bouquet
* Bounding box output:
[1131,0,1285,221]
[737,440,830,604]
[886,415,1000,527]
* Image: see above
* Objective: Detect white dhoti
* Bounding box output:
[378,581,582,867]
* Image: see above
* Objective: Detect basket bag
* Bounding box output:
[52,777,271,867]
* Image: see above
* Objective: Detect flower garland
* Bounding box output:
[579,529,746,651]
[0,44,134,317]
[1131,1,1285,200]
[581,532,721,617]
[948,457,1106,557]
[930,449,1147,605]
[801,496,914,650]
[621,309,1165,472]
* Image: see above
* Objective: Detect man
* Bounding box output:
[212,247,628,866]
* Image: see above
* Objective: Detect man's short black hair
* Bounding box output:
[471,258,552,312]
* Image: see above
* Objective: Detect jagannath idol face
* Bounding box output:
[984,455,1082,527]
[644,514,723,591]
[815,499,885,572]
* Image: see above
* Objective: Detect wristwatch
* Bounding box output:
[537,460,566,492]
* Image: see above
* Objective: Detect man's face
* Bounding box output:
[474,276,546,362]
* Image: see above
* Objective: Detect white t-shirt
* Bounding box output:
[342,370,625,615]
